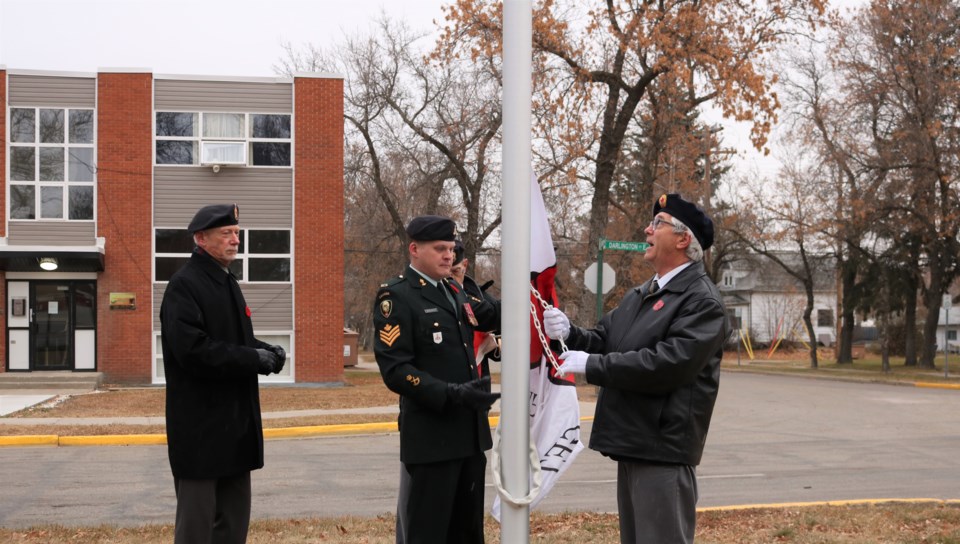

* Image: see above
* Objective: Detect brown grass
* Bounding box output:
[2,503,960,543]
[9,371,397,419]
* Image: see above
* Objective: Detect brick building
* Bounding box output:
[1,67,345,384]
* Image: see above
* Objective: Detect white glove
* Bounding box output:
[559,351,589,374]
[543,307,571,340]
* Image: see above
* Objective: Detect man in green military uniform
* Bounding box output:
[374,215,500,544]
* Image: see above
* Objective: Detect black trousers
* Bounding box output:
[174,472,252,544]
[396,452,487,544]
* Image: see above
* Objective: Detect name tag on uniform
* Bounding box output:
[433,331,443,344]
[424,308,439,314]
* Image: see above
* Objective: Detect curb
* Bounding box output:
[699,497,960,512]
[0,415,571,448]
[915,382,960,390]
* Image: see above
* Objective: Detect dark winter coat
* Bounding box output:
[160,249,270,479]
[566,261,728,466]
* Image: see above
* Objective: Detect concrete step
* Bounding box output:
[0,371,102,391]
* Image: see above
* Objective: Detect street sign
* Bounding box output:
[601,239,649,252]
[584,262,615,294]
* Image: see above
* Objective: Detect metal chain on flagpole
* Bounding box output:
[530,285,568,376]
[491,285,571,512]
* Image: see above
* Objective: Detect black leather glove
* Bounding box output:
[447,376,500,411]
[267,345,286,373]
[255,348,278,375]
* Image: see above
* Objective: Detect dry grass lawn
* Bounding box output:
[2,503,960,543]
[8,371,397,419]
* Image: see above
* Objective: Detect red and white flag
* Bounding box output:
[493,173,584,519]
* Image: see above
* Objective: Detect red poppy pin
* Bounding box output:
[653,300,665,311]
[245,306,252,317]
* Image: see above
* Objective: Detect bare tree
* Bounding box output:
[829,0,960,368]
[437,0,827,323]
[726,148,836,368]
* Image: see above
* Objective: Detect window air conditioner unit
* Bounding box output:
[201,141,246,166]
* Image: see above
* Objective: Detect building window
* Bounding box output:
[949,330,957,341]
[155,111,291,167]
[154,228,291,282]
[817,309,834,328]
[8,107,96,220]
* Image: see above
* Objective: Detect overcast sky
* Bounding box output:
[0,0,443,76]
[2,0,866,180]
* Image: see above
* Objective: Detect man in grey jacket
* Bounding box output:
[544,193,727,544]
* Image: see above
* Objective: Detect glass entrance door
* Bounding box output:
[32,283,72,370]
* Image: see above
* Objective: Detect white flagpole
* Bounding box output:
[501,0,532,542]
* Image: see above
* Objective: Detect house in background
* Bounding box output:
[936,306,960,353]
[1,67,345,384]
[719,252,838,347]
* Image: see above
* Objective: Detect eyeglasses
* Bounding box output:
[649,216,676,230]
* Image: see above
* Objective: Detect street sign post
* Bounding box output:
[945,294,952,378]
[592,239,649,318]
[584,262,615,294]
[602,240,649,252]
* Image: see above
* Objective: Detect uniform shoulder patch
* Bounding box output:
[379,299,393,318]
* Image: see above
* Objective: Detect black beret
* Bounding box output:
[453,239,465,265]
[188,203,240,233]
[406,215,456,242]
[653,193,714,250]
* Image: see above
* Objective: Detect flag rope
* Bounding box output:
[491,421,543,507]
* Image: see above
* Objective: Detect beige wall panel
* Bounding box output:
[154,79,292,112]
[154,167,292,229]
[7,221,96,245]
[9,75,96,108]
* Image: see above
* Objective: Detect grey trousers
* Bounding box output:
[174,472,252,544]
[616,461,698,544]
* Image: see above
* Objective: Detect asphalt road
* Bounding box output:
[2,372,960,528]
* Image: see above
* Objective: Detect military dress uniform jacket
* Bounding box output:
[160,249,271,480]
[564,261,728,466]
[374,265,500,465]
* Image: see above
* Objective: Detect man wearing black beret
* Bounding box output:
[542,193,727,543]
[160,203,286,543]
[449,239,501,380]
[374,215,501,543]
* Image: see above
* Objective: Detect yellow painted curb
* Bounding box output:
[915,382,960,390]
[0,415,596,447]
[0,434,59,447]
[59,434,167,446]
[264,422,398,439]
[699,497,960,513]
